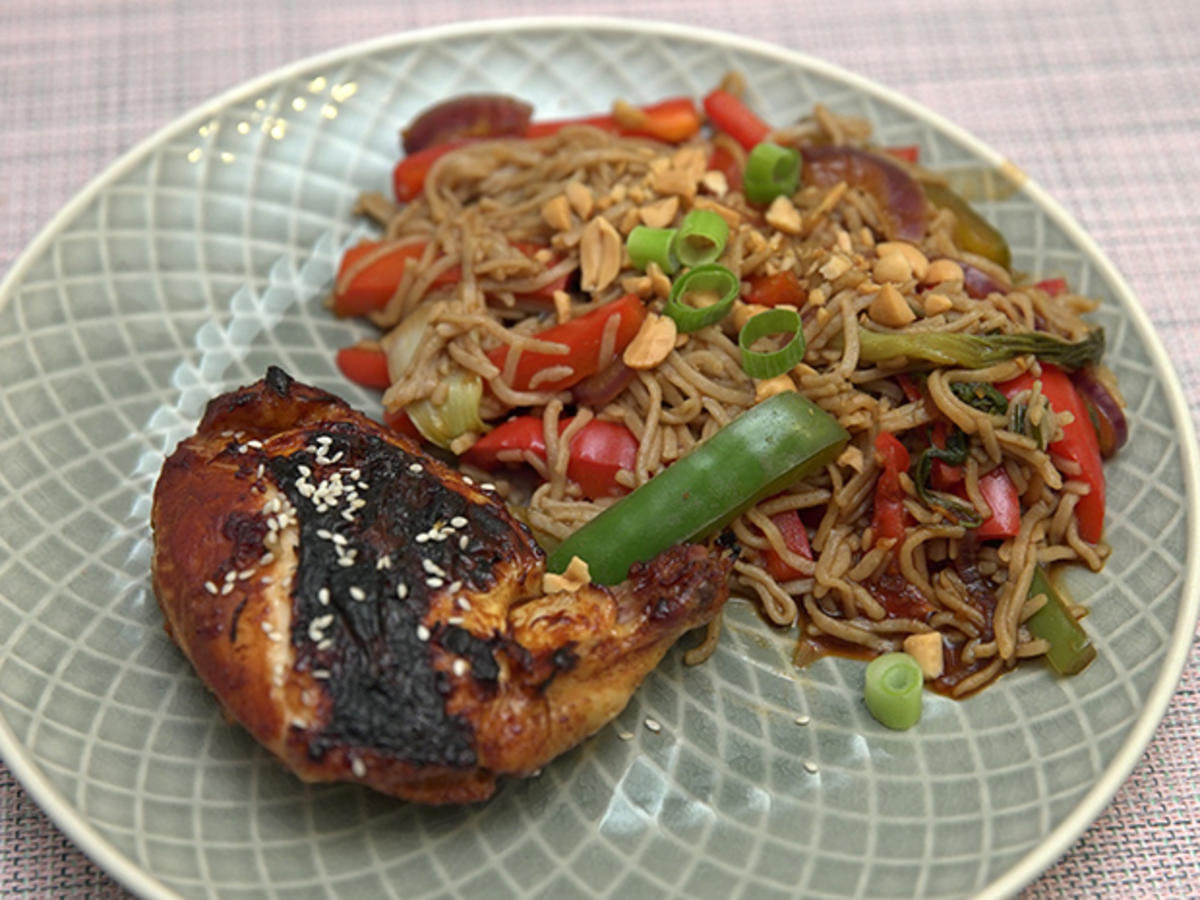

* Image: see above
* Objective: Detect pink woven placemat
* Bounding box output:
[2,1,1198,897]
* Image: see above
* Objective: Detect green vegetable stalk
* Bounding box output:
[1026,566,1096,675]
[857,326,1104,371]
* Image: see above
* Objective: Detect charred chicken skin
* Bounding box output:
[151,367,731,804]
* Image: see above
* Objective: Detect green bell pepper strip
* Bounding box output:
[1026,565,1096,675]
[546,391,849,585]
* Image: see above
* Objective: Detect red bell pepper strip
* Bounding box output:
[333,241,568,318]
[973,467,1021,539]
[745,270,805,308]
[999,365,1105,543]
[333,241,460,317]
[335,344,391,390]
[486,293,646,393]
[930,421,964,490]
[525,97,702,143]
[762,509,814,580]
[702,89,770,151]
[883,145,920,165]
[1035,277,1068,297]
[462,415,639,500]
[872,432,911,543]
[393,141,470,202]
[383,406,421,440]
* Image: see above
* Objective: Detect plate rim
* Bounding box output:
[1,15,1196,900]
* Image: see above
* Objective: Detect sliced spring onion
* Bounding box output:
[743,141,801,205]
[738,307,806,378]
[673,209,729,267]
[1026,566,1096,675]
[626,226,679,274]
[547,390,849,584]
[864,652,924,730]
[664,264,739,332]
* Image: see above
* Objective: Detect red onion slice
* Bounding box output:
[1071,368,1128,456]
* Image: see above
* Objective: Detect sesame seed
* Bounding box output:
[481,483,496,492]
[329,452,344,464]
[415,533,430,544]
[224,570,238,583]
[447,616,464,626]
[459,536,469,550]
[318,435,332,445]
[462,475,474,485]
[256,463,265,479]
[260,576,274,585]
[316,528,332,540]
[317,638,333,651]
[318,587,330,605]
[221,582,234,596]
[644,717,662,733]
[259,552,275,566]
[416,624,430,641]
[357,482,369,491]
[298,465,311,476]
[341,510,355,522]
[332,533,348,546]
[421,559,445,577]
[351,758,366,778]
[238,569,254,580]
[245,440,263,449]
[426,577,444,589]
[204,581,218,595]
[408,463,423,474]
[268,631,282,643]
[617,729,635,741]
[456,596,471,611]
[397,583,409,599]
[261,622,273,633]
[803,761,819,774]
[349,586,366,601]
[450,516,468,529]
[794,715,811,726]
[312,669,330,680]
[314,614,335,629]
[376,555,392,570]
[337,557,354,567]
[452,659,469,677]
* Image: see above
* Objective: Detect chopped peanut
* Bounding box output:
[541,194,573,232]
[618,205,642,235]
[903,632,944,679]
[579,216,622,293]
[651,167,698,199]
[924,258,965,286]
[700,170,729,196]
[868,283,916,327]
[543,555,592,594]
[806,287,827,307]
[765,196,803,235]
[639,196,679,229]
[565,181,594,219]
[922,293,954,316]
[732,301,769,331]
[622,312,677,369]
[872,251,913,284]
[672,146,709,181]
[646,261,672,299]
[620,274,654,298]
[819,253,852,281]
[755,374,798,403]
[612,99,647,130]
[876,241,929,280]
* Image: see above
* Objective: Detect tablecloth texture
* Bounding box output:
[2,1,1198,897]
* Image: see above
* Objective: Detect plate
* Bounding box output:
[1,17,1196,900]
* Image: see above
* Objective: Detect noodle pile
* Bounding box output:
[340,97,1114,697]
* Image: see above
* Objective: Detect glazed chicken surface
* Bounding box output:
[150,367,731,804]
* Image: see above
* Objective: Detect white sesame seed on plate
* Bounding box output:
[203,581,218,595]
[224,570,237,583]
[450,516,469,529]
[396,583,408,600]
[318,587,330,605]
[616,729,635,741]
[220,582,234,596]
[416,624,430,642]
[349,586,366,601]
[643,717,662,734]
[426,577,444,589]
[794,715,811,726]
[803,761,819,774]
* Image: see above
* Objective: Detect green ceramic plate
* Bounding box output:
[1,17,1196,900]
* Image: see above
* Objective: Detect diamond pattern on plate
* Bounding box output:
[0,20,1195,900]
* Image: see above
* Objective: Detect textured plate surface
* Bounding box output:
[0,17,1196,900]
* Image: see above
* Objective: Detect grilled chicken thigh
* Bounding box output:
[151,367,731,804]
